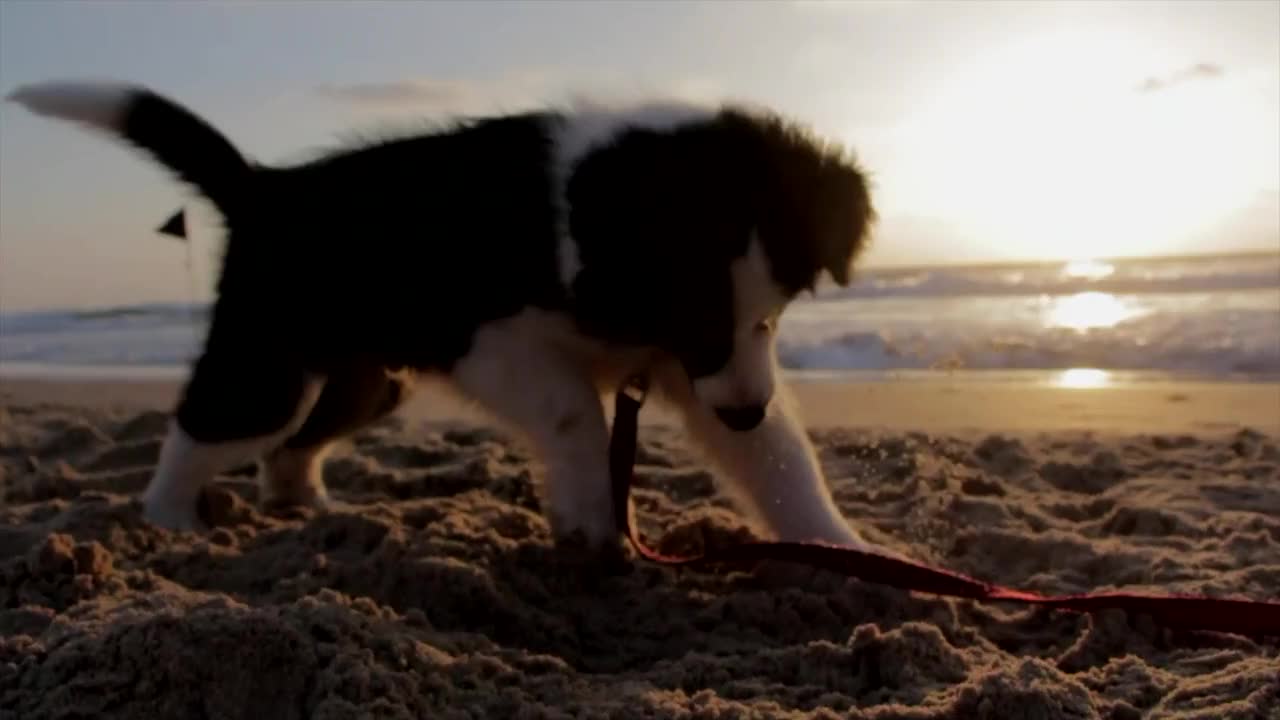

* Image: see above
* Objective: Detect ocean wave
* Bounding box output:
[2,254,1277,379]
[0,304,205,367]
[776,326,1280,376]
[1,303,208,337]
[5,307,1276,377]
[832,254,1280,300]
[778,291,1280,376]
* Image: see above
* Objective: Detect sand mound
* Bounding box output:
[1,402,1277,719]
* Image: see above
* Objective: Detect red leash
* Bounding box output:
[609,377,1280,638]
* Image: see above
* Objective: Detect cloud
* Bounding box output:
[1136,63,1224,93]
[314,70,726,116]
[313,70,566,116]
[314,79,472,107]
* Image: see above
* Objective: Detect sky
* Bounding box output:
[0,0,1277,311]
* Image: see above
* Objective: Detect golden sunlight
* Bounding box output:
[894,29,1272,261]
[1054,368,1112,389]
[1045,291,1143,331]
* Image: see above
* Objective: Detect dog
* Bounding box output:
[8,81,877,557]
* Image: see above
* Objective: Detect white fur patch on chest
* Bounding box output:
[459,306,655,392]
[547,100,718,292]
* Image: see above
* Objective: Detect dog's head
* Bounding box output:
[564,104,875,430]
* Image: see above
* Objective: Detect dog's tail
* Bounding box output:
[8,81,251,217]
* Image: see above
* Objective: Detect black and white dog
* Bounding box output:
[9,81,876,555]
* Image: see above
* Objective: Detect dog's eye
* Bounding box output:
[755,318,776,335]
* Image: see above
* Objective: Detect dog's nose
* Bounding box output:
[714,404,766,432]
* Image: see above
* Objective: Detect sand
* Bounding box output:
[1,376,1278,719]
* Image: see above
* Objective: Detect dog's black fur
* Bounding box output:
[19,87,875,456]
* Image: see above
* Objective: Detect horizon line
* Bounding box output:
[2,247,1276,316]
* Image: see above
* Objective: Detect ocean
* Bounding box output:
[2,252,1277,385]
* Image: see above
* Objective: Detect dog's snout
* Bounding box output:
[714,404,766,432]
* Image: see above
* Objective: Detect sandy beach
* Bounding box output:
[1,374,1278,719]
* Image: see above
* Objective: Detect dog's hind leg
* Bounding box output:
[142,351,325,530]
[261,365,412,510]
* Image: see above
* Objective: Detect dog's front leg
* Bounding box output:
[529,392,617,553]
[663,373,869,549]
[451,326,616,554]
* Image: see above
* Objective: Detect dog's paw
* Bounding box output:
[260,490,330,523]
[550,512,618,547]
[551,526,631,576]
[550,507,629,573]
[141,495,205,531]
[259,452,329,510]
[260,485,330,512]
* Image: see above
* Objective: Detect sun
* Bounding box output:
[892,29,1273,261]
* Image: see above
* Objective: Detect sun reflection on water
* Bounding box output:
[1045,291,1143,330]
[1055,368,1112,389]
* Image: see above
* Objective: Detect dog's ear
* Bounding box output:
[815,161,876,287]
